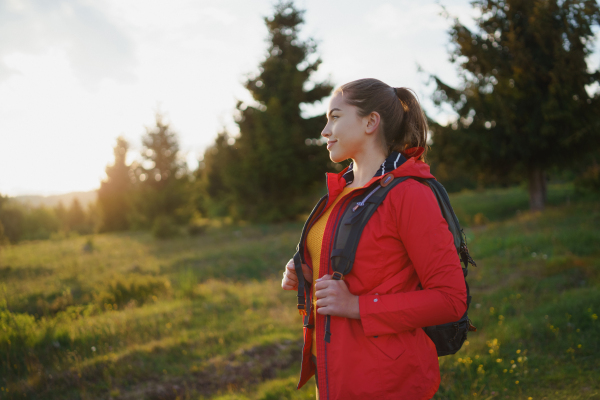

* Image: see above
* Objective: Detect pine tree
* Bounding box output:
[97,136,133,231]
[429,0,600,210]
[66,199,86,233]
[136,113,189,225]
[193,129,237,217]
[202,0,333,222]
[140,113,184,190]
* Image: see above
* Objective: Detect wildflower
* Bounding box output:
[496,359,502,363]
[515,380,519,384]
[503,369,507,373]
[489,349,494,354]
[512,364,517,369]
[576,329,580,332]
[592,314,598,321]
[578,344,582,348]
[510,369,513,373]
[528,398,533,400]
[516,349,521,354]
[518,357,523,362]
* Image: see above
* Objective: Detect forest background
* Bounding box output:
[0,0,599,399]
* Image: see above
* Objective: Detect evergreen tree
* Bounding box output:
[429,0,600,210]
[193,129,237,217]
[136,113,189,224]
[97,136,132,231]
[66,199,86,233]
[203,0,333,222]
[141,113,184,190]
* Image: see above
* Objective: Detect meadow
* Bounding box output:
[0,183,598,400]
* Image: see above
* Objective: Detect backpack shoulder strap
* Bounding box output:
[329,174,410,279]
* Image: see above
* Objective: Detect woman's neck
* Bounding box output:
[347,149,387,188]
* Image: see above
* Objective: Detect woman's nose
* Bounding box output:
[321,126,331,138]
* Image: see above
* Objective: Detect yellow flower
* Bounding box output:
[515,380,519,384]
[592,314,598,320]
[496,358,502,363]
[516,349,521,354]
[503,369,507,373]
[489,349,494,354]
[578,344,582,348]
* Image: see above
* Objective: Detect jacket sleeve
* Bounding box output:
[358,180,467,337]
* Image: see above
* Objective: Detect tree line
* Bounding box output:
[1,0,599,243]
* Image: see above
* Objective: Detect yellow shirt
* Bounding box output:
[306,186,358,356]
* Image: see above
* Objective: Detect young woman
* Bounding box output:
[281,78,467,400]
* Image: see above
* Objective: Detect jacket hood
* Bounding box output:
[325,147,434,198]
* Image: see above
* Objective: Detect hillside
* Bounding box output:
[13,190,97,209]
[0,184,598,399]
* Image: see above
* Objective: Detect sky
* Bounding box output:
[0,0,483,196]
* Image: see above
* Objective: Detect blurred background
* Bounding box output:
[0,0,599,399]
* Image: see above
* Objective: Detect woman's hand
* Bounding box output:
[281,258,312,290]
[315,275,360,319]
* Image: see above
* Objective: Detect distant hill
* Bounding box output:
[13,190,97,208]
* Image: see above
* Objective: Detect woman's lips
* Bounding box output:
[327,140,337,150]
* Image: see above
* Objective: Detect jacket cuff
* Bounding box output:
[359,294,397,337]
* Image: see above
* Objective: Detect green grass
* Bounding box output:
[0,183,598,399]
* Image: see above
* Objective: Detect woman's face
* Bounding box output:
[321,92,369,163]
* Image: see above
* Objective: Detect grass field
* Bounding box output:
[0,184,599,400]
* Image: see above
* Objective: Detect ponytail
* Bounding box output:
[335,79,429,160]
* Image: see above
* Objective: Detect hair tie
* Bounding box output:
[390,86,397,96]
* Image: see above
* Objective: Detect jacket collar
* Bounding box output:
[341,151,408,186]
[323,147,426,211]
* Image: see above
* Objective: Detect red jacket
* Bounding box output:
[297,149,467,399]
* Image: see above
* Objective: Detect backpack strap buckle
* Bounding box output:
[332,271,344,280]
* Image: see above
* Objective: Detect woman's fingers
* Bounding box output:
[281,259,298,290]
[286,261,296,272]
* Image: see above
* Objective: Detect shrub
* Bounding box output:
[575,162,600,193]
[94,274,171,309]
[152,215,180,239]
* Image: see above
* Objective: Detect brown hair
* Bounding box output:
[335,78,429,160]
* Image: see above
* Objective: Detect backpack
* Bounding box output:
[293,173,477,357]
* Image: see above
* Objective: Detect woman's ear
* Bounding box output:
[365,111,381,135]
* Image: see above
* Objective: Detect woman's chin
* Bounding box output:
[329,152,346,164]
